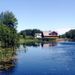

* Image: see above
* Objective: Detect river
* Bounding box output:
[0,42,75,75]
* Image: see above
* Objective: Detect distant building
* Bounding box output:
[35,33,42,38]
[35,31,58,39]
[43,31,58,38]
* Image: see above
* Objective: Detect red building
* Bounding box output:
[43,31,58,38]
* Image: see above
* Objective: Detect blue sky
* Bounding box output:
[0,0,75,34]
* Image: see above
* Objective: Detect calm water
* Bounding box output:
[0,42,75,75]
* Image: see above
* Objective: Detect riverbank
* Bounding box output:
[19,38,57,44]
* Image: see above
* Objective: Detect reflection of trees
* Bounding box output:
[22,42,40,47]
[41,42,57,48]
[22,42,57,48]
[0,48,17,71]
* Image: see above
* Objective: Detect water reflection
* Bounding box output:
[0,42,75,75]
[22,42,57,48]
[18,45,28,53]
[22,42,40,47]
[0,48,17,71]
[41,42,57,48]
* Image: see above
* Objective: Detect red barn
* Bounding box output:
[43,31,58,38]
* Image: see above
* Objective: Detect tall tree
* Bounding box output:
[0,11,18,47]
[0,11,17,29]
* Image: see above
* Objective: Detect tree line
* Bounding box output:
[60,29,75,41]
[0,11,42,47]
[0,11,75,48]
[19,29,42,38]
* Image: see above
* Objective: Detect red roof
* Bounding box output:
[43,31,58,37]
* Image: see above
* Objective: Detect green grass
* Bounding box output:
[19,38,41,44]
[19,37,57,44]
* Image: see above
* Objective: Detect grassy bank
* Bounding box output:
[19,38,41,44]
[19,37,56,44]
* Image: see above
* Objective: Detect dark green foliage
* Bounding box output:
[0,23,18,47]
[61,29,75,41]
[59,34,65,38]
[0,11,17,29]
[20,29,32,36]
[31,29,42,37]
[0,11,18,47]
[65,30,75,40]
[20,29,42,37]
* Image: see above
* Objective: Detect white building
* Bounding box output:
[35,33,42,38]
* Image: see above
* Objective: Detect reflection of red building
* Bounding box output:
[43,31,58,38]
[41,42,57,48]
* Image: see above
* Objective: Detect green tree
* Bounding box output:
[20,29,42,37]
[31,29,42,37]
[65,30,75,40]
[0,11,17,28]
[61,29,75,41]
[0,11,18,47]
